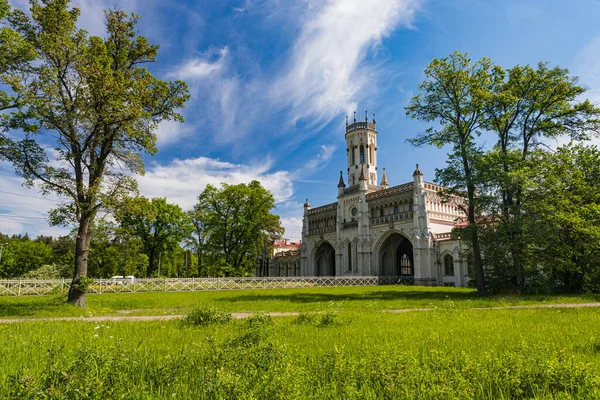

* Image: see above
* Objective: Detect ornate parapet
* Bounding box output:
[346,121,377,133]
[366,182,413,201]
[306,202,337,216]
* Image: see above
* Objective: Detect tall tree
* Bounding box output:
[115,197,192,277]
[0,1,189,306]
[524,144,600,293]
[187,207,208,276]
[195,181,284,276]
[406,51,492,294]
[481,63,600,290]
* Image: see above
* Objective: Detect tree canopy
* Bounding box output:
[116,197,193,277]
[0,0,189,306]
[407,51,600,294]
[193,181,284,277]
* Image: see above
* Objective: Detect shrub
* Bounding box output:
[183,307,232,326]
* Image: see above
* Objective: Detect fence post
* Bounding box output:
[217,277,221,290]
[192,277,195,292]
[18,279,21,296]
[61,278,64,293]
[164,278,167,292]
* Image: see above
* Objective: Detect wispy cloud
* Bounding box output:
[269,0,420,125]
[138,156,294,209]
[169,0,422,147]
[291,144,336,179]
[169,47,229,80]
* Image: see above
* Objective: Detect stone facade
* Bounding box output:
[259,113,471,287]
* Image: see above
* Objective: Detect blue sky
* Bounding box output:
[2,0,600,239]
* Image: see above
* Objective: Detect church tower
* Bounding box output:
[345,111,378,187]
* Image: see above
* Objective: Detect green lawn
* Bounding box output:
[1,285,599,318]
[1,307,599,398]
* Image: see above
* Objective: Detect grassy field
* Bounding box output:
[0,307,599,399]
[1,285,599,318]
[1,287,600,398]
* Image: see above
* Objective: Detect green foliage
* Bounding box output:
[21,264,70,279]
[0,0,189,304]
[408,51,600,294]
[183,306,232,326]
[193,180,284,276]
[116,196,193,277]
[295,310,344,327]
[0,236,55,277]
[71,276,94,294]
[406,51,492,294]
[520,145,600,293]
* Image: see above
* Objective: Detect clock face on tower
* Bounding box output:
[351,207,358,217]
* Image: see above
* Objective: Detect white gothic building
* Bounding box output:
[260,112,472,287]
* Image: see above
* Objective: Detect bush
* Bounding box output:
[183,307,232,326]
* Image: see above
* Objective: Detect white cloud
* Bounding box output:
[270,0,420,124]
[279,216,303,241]
[138,156,294,209]
[292,144,336,179]
[170,47,229,80]
[170,0,422,145]
[155,120,193,147]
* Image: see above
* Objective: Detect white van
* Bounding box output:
[109,276,135,285]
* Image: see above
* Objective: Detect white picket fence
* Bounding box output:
[0,276,415,296]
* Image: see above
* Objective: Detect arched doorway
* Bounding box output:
[315,242,336,276]
[379,233,413,276]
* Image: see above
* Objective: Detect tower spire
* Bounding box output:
[365,110,368,122]
[353,111,357,123]
[380,167,389,188]
[337,170,345,188]
[359,164,367,181]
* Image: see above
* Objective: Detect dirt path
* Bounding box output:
[1,303,599,324]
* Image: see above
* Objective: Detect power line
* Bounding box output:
[0,214,48,220]
[0,190,61,203]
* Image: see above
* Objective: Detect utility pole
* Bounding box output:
[0,243,7,266]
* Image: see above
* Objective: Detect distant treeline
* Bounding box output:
[0,180,283,280]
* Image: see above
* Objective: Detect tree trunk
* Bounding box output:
[68,214,93,307]
[467,186,486,295]
[147,249,155,277]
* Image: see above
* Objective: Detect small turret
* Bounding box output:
[380,168,389,189]
[413,163,423,176]
[413,163,424,187]
[303,198,310,211]
[337,171,345,196]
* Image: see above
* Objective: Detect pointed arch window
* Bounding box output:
[444,254,454,276]
[348,242,352,271]
[352,148,356,165]
[360,145,365,164]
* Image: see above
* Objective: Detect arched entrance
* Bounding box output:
[315,242,336,276]
[379,233,413,276]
